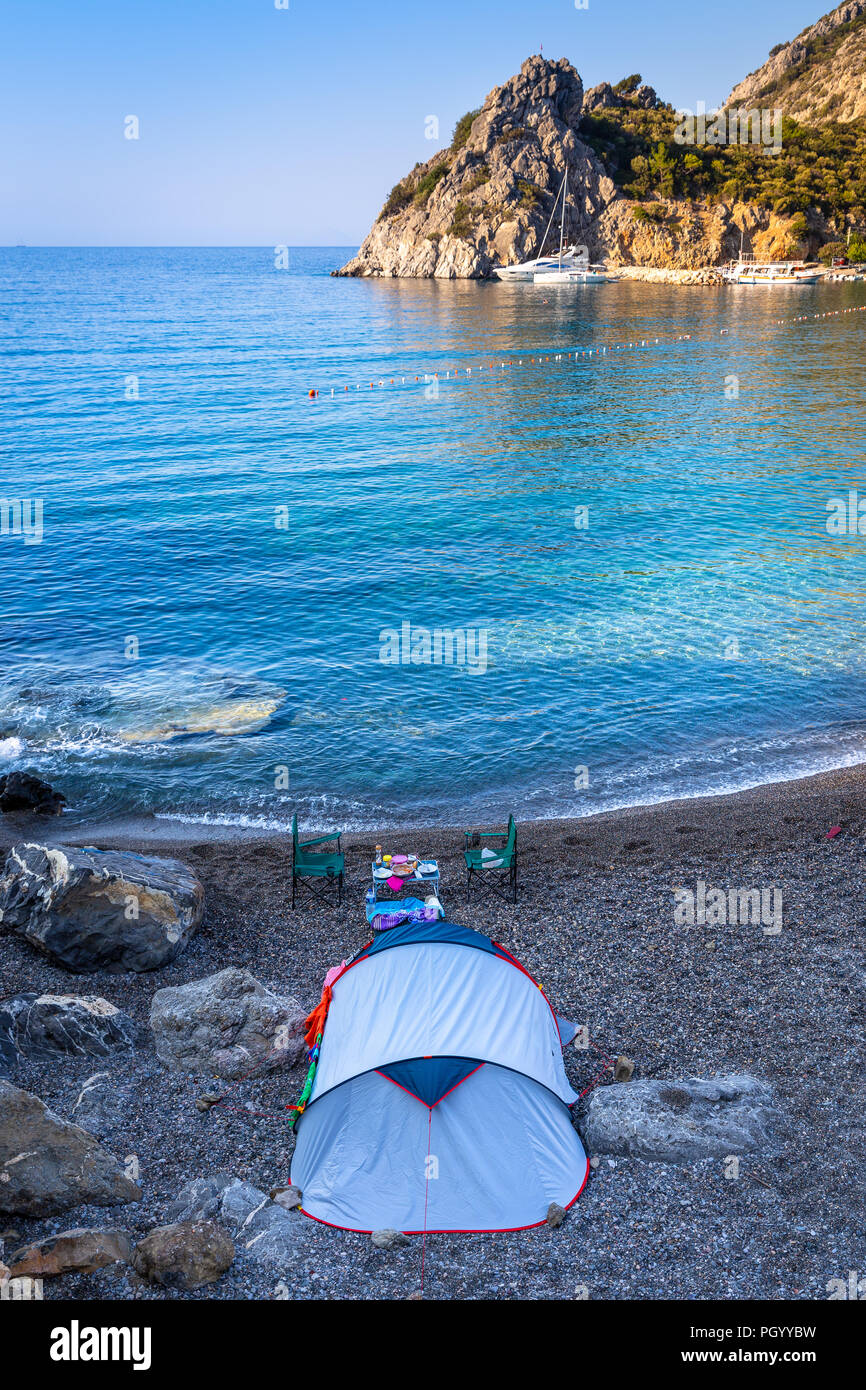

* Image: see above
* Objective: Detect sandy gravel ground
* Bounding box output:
[1,764,864,1300]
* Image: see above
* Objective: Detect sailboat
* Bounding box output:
[491,171,609,283]
[532,169,609,284]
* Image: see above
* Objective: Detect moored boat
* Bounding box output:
[722,258,821,285]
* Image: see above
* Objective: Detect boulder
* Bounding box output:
[0,772,66,816]
[132,1220,233,1290]
[0,843,203,972]
[0,1079,141,1215]
[583,1074,779,1162]
[9,1227,131,1277]
[167,1174,321,1266]
[0,993,139,1064]
[150,967,305,1079]
[546,1202,566,1228]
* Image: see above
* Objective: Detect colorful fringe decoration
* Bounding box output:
[303,984,332,1049]
[287,1033,322,1129]
[287,981,336,1128]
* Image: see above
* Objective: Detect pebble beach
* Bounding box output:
[1,761,863,1301]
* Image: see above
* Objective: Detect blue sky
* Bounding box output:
[1,0,827,245]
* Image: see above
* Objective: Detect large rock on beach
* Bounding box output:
[0,993,139,1065]
[583,1075,779,1162]
[0,843,203,972]
[132,1220,234,1290]
[0,772,66,816]
[168,1174,321,1266]
[150,967,306,1079]
[0,1079,141,1215]
[9,1226,132,1277]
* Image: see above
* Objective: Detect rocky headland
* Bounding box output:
[338,5,866,279]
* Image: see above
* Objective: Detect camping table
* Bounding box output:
[370,859,440,902]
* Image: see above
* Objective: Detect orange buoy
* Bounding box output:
[308,389,317,397]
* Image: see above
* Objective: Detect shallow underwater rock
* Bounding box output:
[0,772,66,816]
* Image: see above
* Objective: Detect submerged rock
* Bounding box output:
[0,843,203,973]
[583,1074,779,1162]
[132,1221,233,1290]
[0,993,139,1064]
[0,772,66,816]
[0,1079,141,1216]
[150,967,305,1078]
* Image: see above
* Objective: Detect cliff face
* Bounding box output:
[595,200,814,270]
[725,1,866,123]
[339,20,851,280]
[337,57,619,278]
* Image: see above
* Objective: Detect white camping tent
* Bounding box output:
[291,920,588,1233]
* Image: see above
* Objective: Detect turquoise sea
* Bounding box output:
[1,245,865,829]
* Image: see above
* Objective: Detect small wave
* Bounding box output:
[154,810,293,832]
[0,736,25,762]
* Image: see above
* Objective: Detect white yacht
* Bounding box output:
[533,264,610,285]
[493,246,583,281]
[492,169,609,284]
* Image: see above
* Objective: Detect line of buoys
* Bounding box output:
[775,303,866,325]
[305,298,864,400]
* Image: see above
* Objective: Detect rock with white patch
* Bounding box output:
[68,1071,129,1139]
[167,1175,321,1266]
[0,1079,141,1215]
[583,1074,780,1162]
[149,968,305,1078]
[0,842,203,972]
[0,993,139,1064]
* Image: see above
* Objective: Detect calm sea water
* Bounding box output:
[1,245,865,830]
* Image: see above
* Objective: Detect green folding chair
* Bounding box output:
[290,813,345,909]
[464,815,518,904]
